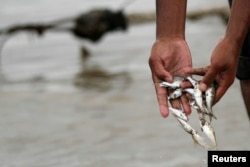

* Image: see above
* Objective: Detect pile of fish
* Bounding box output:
[160,76,217,150]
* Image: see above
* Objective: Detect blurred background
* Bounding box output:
[0,0,249,167]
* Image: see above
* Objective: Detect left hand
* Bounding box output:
[188,38,240,103]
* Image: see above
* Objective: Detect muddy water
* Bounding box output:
[0,0,249,167]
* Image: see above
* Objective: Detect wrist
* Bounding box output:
[218,36,242,60]
[223,35,243,50]
[156,36,185,43]
[156,33,185,41]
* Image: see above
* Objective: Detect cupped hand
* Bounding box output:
[149,38,192,117]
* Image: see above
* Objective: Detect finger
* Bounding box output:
[180,80,193,89]
[149,59,173,83]
[168,89,182,113]
[154,84,169,118]
[169,98,181,110]
[186,66,210,76]
[151,68,173,118]
[214,80,232,103]
[180,94,192,115]
[161,69,173,83]
[214,86,227,103]
[151,67,173,83]
[199,67,217,91]
[149,56,174,117]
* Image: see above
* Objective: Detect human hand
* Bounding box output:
[149,38,192,118]
[189,38,240,103]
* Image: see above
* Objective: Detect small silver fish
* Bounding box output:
[159,80,182,89]
[205,85,215,122]
[170,107,188,121]
[203,108,217,122]
[183,88,195,103]
[176,117,212,149]
[175,117,193,133]
[183,88,194,96]
[191,129,212,150]
[168,88,183,100]
[186,76,197,88]
[186,76,206,114]
[199,117,217,147]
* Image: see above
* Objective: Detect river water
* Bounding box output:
[0,0,249,167]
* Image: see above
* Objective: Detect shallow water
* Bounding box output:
[0,0,249,167]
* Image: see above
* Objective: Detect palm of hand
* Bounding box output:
[149,39,192,82]
[149,38,193,117]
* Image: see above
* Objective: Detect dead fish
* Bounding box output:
[168,88,183,100]
[205,84,215,122]
[160,80,182,89]
[191,129,213,150]
[170,107,188,121]
[186,76,206,114]
[199,117,217,147]
[175,117,193,133]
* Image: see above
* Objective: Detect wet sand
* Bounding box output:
[0,1,250,166]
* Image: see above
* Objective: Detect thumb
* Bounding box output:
[199,67,217,91]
